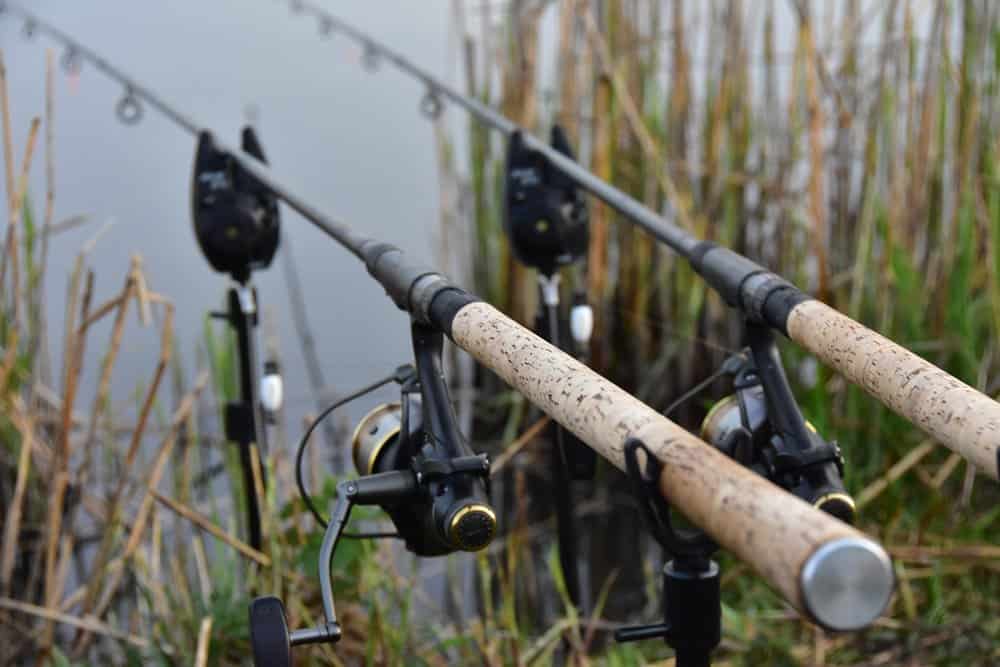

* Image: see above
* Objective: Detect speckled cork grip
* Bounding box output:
[451,301,868,617]
[787,300,1000,480]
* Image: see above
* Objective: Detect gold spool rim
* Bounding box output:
[813,492,856,514]
[699,394,737,440]
[364,426,401,476]
[350,403,401,475]
[448,503,497,551]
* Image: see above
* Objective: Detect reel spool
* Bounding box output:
[350,394,496,556]
[191,127,280,283]
[351,401,418,476]
[504,125,588,276]
[699,375,855,524]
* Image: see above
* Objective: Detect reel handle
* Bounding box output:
[249,597,343,667]
[249,472,416,666]
[249,597,292,667]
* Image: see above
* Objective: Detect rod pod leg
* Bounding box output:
[663,558,721,667]
[216,286,267,550]
[615,559,722,667]
[535,273,584,611]
[615,439,720,666]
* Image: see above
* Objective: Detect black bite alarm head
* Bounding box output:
[192,127,280,283]
[504,125,588,275]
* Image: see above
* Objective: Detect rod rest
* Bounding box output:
[615,439,721,667]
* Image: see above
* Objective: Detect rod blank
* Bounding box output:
[283,0,1000,481]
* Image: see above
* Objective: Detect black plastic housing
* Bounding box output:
[503,127,589,275]
[192,128,280,283]
[358,239,477,334]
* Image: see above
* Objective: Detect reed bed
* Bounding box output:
[442,0,1000,664]
[4,1,1000,665]
[0,47,610,667]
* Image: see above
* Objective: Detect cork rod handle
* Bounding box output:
[787,300,1000,480]
[450,301,892,630]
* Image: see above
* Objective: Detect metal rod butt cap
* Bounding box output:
[800,537,894,631]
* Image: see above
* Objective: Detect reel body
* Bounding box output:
[683,321,855,524]
[701,384,853,523]
[352,394,495,556]
[192,127,280,283]
[504,126,588,275]
[250,322,496,666]
[617,322,855,663]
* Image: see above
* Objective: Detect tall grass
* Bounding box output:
[5,1,1000,664]
[0,48,617,667]
[446,0,1000,664]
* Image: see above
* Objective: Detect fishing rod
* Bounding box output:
[4,5,895,665]
[275,0,1000,483]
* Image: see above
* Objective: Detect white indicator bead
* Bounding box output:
[570,304,594,345]
[260,373,284,413]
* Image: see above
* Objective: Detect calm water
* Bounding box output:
[2,0,454,437]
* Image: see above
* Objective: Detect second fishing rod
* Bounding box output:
[275,0,1000,484]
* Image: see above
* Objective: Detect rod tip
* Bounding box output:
[800,537,894,631]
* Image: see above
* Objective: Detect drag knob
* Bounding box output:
[446,502,497,552]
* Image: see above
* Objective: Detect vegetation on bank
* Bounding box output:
[441,0,1000,664]
[3,1,1000,665]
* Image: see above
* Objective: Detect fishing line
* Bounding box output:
[0,8,901,656]
[295,370,399,530]
[0,2,372,260]
[275,0,699,255]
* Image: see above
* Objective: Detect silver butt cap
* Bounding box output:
[800,537,894,631]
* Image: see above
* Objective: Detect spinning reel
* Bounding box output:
[192,126,280,284]
[250,321,496,666]
[615,321,855,665]
[692,321,854,523]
